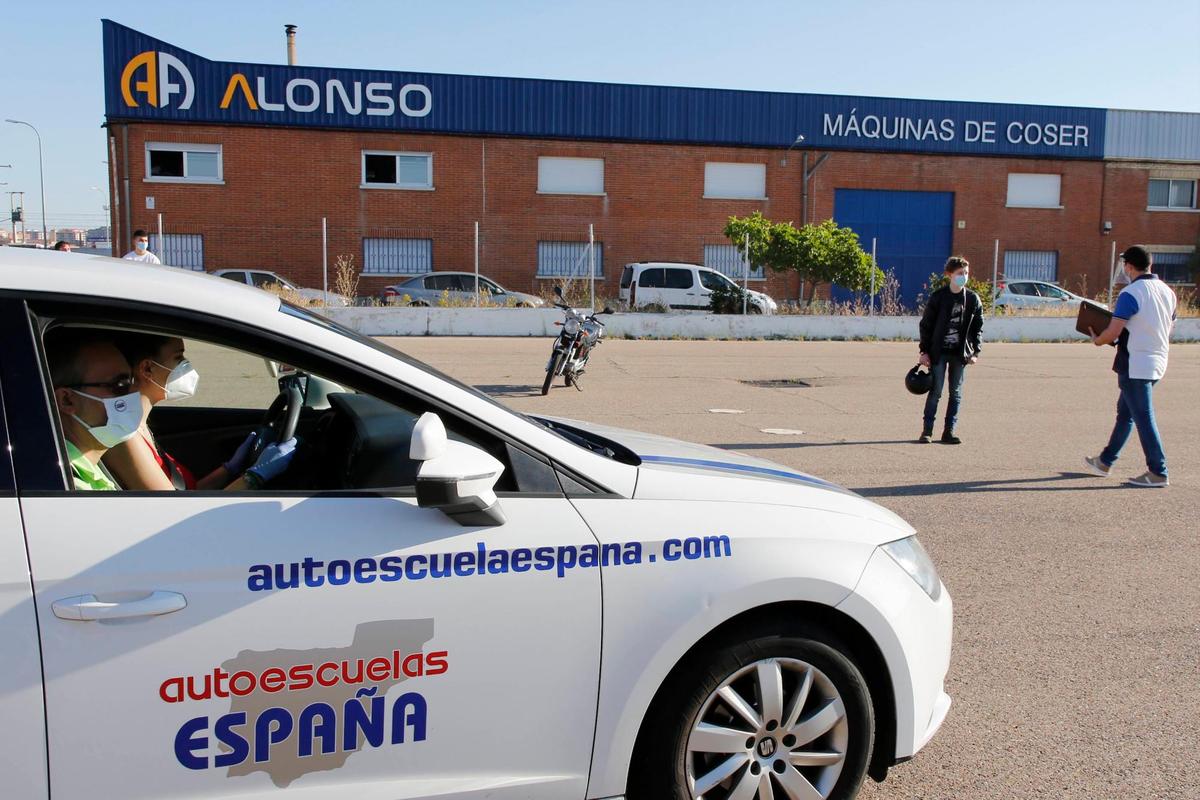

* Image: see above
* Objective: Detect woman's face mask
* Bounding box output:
[151,359,200,401]
[70,389,145,447]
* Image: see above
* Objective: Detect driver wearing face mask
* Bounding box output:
[46,329,142,491]
[102,333,295,491]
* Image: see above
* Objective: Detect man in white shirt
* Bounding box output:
[122,229,162,264]
[1084,246,1177,487]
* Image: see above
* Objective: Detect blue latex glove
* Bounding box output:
[223,431,259,473]
[246,437,297,483]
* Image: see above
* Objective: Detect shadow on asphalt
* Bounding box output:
[473,384,542,398]
[714,440,916,450]
[853,472,1129,497]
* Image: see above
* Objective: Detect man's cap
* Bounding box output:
[1120,246,1151,270]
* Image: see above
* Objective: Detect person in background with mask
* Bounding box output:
[102,333,295,491]
[122,229,161,264]
[46,329,141,491]
[1084,246,1177,487]
[917,255,984,444]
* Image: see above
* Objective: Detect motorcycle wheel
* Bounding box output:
[542,350,565,396]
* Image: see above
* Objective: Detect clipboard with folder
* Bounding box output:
[1076,300,1114,344]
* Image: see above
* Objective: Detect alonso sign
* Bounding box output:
[103,20,1107,159]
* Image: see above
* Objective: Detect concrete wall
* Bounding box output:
[324,307,1200,342]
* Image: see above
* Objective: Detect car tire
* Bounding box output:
[541,350,564,396]
[628,631,874,800]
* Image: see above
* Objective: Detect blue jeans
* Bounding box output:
[1100,374,1167,477]
[923,356,965,431]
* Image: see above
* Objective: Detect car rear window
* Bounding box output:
[663,268,694,289]
[638,268,666,288]
[620,266,633,289]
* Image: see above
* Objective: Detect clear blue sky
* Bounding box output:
[2,0,1197,233]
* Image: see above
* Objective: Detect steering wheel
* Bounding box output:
[247,384,303,465]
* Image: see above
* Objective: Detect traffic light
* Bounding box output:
[10,208,22,223]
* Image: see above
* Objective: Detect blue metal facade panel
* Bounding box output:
[1104,110,1200,161]
[103,20,1108,159]
[833,189,955,308]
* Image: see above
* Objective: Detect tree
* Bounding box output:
[724,213,884,301]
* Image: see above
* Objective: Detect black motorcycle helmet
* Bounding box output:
[905,364,933,395]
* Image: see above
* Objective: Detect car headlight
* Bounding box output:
[881,536,942,601]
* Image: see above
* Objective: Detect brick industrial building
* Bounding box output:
[102,20,1200,307]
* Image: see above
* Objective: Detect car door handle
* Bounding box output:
[52,591,187,621]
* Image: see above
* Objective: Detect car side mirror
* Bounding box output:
[410,412,506,526]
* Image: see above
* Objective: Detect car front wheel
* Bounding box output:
[630,633,874,800]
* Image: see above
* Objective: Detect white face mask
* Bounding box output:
[70,389,145,448]
[151,359,199,401]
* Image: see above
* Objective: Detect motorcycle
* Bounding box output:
[542,286,614,395]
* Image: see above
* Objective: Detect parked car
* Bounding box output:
[993,280,1098,311]
[619,262,778,313]
[211,269,351,306]
[1,247,952,800]
[382,272,545,307]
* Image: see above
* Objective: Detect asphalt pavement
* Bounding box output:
[385,337,1199,800]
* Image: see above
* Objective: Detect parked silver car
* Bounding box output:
[993,279,1099,311]
[382,272,545,307]
[211,269,351,306]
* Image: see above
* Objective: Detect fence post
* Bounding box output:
[474,221,480,307]
[1107,240,1117,303]
[742,232,749,315]
[157,212,166,266]
[869,237,877,316]
[322,217,329,306]
[589,223,595,311]
[992,238,999,294]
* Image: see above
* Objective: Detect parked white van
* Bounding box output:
[618,262,778,314]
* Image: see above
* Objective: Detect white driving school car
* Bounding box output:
[0,248,951,800]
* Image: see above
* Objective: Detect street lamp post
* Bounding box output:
[5,120,48,246]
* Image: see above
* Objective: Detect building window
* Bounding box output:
[1148,179,1197,210]
[363,238,433,274]
[537,157,605,195]
[1150,252,1194,284]
[148,233,204,269]
[536,241,604,278]
[361,152,433,190]
[704,163,766,200]
[703,244,765,280]
[1003,250,1058,282]
[1006,174,1062,208]
[145,143,222,184]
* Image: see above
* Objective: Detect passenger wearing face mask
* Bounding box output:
[122,229,162,265]
[46,329,142,491]
[917,256,984,444]
[102,333,296,491]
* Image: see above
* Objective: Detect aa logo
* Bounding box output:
[121,51,195,109]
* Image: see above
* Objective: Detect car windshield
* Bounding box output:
[280,302,628,461]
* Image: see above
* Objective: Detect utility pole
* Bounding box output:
[5,120,48,246]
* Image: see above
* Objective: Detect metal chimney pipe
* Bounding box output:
[285,24,297,65]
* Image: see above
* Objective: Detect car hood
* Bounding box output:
[541,416,911,534]
[296,287,350,306]
[506,290,545,306]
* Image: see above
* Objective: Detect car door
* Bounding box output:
[0,369,49,799]
[661,267,696,309]
[7,297,602,800]
[635,267,667,308]
[697,269,729,310]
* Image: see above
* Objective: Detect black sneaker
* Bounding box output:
[941,430,961,445]
[918,430,933,444]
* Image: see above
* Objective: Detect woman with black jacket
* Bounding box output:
[917,256,984,443]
